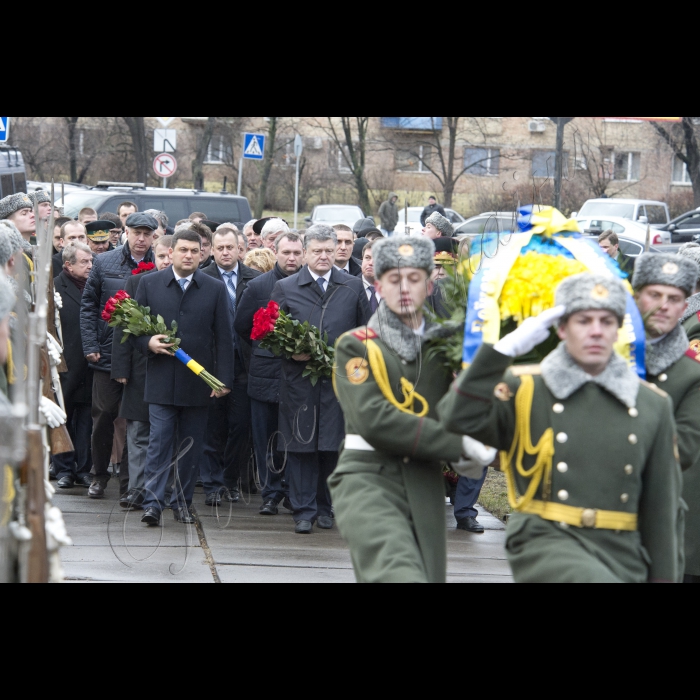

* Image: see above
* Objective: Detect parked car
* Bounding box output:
[305,205,365,229]
[658,208,700,243]
[575,199,670,226]
[57,184,252,225]
[0,146,27,199]
[455,212,518,236]
[576,215,670,245]
[27,180,88,200]
[395,207,465,236]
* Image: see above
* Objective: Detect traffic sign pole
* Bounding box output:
[294,134,303,230]
[237,155,244,197]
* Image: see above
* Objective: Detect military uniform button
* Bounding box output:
[401,360,408,365]
[629,408,639,418]
[556,433,568,444]
[559,522,570,530]
[553,404,565,414]
[628,435,638,445]
[659,374,668,383]
[558,490,569,502]
[582,509,597,528]
[621,494,630,504]
[625,465,634,476]
[557,462,568,474]
[403,457,410,464]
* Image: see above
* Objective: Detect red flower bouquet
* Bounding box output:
[132,262,156,276]
[102,292,225,392]
[251,301,335,386]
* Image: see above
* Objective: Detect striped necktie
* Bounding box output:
[223,271,237,314]
[178,278,188,292]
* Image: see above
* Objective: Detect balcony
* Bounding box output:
[381,117,443,131]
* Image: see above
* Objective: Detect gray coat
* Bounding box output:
[271,266,371,453]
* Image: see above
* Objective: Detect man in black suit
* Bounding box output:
[201,226,261,505]
[271,225,372,534]
[133,229,235,526]
[333,225,363,276]
[235,231,305,516]
[53,243,94,489]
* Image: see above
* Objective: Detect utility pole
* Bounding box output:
[549,117,575,211]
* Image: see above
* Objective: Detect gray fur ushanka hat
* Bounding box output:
[0,273,16,320]
[27,190,52,206]
[556,273,627,323]
[633,253,699,297]
[426,211,454,238]
[0,193,33,220]
[373,236,436,279]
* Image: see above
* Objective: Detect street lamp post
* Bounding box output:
[549,117,574,211]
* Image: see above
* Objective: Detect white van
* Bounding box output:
[575,199,670,226]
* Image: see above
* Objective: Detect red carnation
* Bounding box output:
[132,262,156,276]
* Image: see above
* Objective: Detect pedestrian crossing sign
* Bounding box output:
[243,133,265,160]
[0,117,8,143]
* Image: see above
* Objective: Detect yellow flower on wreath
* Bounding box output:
[500,251,587,324]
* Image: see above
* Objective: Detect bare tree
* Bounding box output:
[255,117,278,218]
[192,117,217,190]
[651,117,700,207]
[122,117,149,184]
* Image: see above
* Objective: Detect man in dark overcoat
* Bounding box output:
[53,243,94,489]
[133,229,235,527]
[271,225,371,534]
[235,231,304,515]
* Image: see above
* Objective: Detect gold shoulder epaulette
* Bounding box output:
[639,379,669,399]
[510,365,542,377]
[352,327,378,342]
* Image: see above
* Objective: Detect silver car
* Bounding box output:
[305,205,365,229]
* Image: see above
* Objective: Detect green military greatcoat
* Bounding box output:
[646,325,700,578]
[439,343,682,584]
[329,309,463,584]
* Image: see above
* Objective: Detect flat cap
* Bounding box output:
[426,211,454,238]
[0,272,16,320]
[556,273,627,323]
[125,213,159,231]
[85,220,115,242]
[373,236,435,279]
[0,193,34,220]
[633,253,699,297]
[27,190,52,206]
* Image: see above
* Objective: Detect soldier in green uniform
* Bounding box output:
[678,243,700,345]
[329,237,496,584]
[633,253,700,584]
[440,273,682,584]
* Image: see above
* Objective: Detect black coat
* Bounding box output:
[202,262,261,373]
[421,203,447,226]
[52,250,63,280]
[111,271,151,422]
[271,266,371,453]
[337,257,363,278]
[55,271,93,404]
[132,268,235,408]
[80,242,154,373]
[235,263,288,403]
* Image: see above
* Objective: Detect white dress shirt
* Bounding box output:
[174,269,194,291]
[309,269,332,292]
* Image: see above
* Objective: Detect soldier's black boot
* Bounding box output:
[88,479,108,499]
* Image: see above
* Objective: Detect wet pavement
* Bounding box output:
[54,481,513,584]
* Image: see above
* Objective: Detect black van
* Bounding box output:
[0,147,28,198]
[58,183,252,225]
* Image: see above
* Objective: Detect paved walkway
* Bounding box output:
[54,482,513,584]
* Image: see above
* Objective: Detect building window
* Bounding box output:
[464,147,500,176]
[532,150,568,179]
[614,152,641,181]
[396,145,432,173]
[673,156,692,185]
[205,135,232,164]
[381,117,443,131]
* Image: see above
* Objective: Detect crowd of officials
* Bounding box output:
[0,188,465,533]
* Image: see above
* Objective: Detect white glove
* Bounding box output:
[46,333,63,367]
[40,397,67,429]
[494,306,566,358]
[54,292,63,309]
[451,437,498,479]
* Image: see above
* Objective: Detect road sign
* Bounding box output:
[153,153,178,178]
[294,134,304,158]
[154,129,177,153]
[0,117,9,143]
[243,133,265,160]
[157,117,176,127]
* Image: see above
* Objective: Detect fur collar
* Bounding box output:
[645,324,689,377]
[367,304,458,362]
[541,343,639,409]
[682,293,700,324]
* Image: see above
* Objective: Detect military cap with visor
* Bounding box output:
[633,252,699,297]
[85,220,116,243]
[373,236,436,279]
[0,193,34,220]
[556,273,628,324]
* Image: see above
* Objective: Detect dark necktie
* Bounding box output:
[368,288,379,313]
[178,278,188,293]
[223,271,237,314]
[317,277,326,294]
